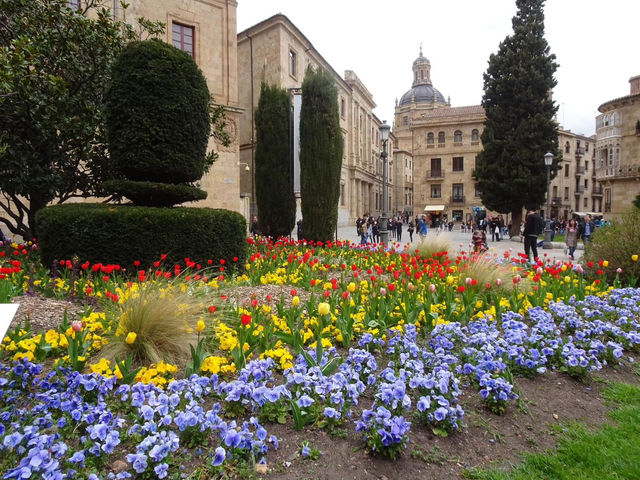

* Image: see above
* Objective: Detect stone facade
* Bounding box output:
[237,14,391,227]
[595,75,640,218]
[395,51,601,225]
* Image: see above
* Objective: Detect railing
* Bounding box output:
[592,186,603,196]
[576,166,585,175]
[575,147,585,158]
[551,196,563,206]
[574,186,585,194]
[426,170,445,179]
[450,195,465,204]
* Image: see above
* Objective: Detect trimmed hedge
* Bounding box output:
[36,203,247,271]
[102,180,207,207]
[105,39,211,184]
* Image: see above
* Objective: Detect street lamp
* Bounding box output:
[379,121,391,245]
[543,151,553,249]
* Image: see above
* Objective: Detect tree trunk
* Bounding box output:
[26,195,48,242]
[510,208,523,238]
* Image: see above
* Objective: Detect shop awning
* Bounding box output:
[424,205,445,212]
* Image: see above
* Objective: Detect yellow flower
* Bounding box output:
[318,302,330,316]
[632,254,638,262]
[347,282,357,293]
[292,296,300,307]
[125,332,137,345]
[602,260,609,268]
[196,320,205,333]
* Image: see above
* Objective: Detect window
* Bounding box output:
[452,157,464,172]
[430,158,441,176]
[452,184,464,202]
[454,130,462,143]
[584,179,588,189]
[474,186,482,197]
[427,132,434,145]
[172,23,194,57]
[340,184,345,206]
[583,197,588,208]
[340,98,345,119]
[565,141,570,153]
[67,0,80,9]
[564,164,569,177]
[471,129,479,143]
[438,131,445,144]
[289,50,298,77]
[403,116,408,126]
[585,142,589,152]
[585,161,588,171]
[552,186,558,197]
[564,187,569,199]
[431,184,441,198]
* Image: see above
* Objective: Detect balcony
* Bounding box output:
[551,196,563,206]
[591,187,603,196]
[574,186,585,195]
[575,147,585,158]
[575,166,585,175]
[426,170,445,179]
[450,195,465,204]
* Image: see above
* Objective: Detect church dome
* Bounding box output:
[398,47,448,107]
[399,84,446,106]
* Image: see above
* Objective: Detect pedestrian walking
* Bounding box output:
[523,210,542,262]
[565,218,578,260]
[396,220,402,242]
[407,221,414,242]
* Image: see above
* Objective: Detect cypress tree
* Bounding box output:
[474,0,561,236]
[254,83,295,238]
[299,67,344,241]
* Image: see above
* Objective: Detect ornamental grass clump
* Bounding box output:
[101,283,201,366]
[582,208,640,286]
[414,232,453,259]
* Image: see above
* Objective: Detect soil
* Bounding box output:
[6,295,640,480]
[264,365,640,480]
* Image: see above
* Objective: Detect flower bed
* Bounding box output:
[0,237,639,478]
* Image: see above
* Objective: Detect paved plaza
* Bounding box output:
[335,224,582,263]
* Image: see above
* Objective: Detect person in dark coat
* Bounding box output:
[523,210,541,262]
[396,220,402,242]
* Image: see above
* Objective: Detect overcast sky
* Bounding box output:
[237,0,639,137]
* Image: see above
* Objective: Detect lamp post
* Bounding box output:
[379,121,391,245]
[543,151,553,249]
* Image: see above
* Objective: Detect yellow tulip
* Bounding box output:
[602,260,609,268]
[292,296,300,307]
[632,254,638,262]
[318,302,330,316]
[125,332,137,345]
[347,282,357,293]
[196,320,205,333]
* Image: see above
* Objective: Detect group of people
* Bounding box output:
[355,214,429,245]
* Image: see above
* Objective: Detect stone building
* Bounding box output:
[395,50,600,225]
[237,14,391,227]
[595,75,640,217]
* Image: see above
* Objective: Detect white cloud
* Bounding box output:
[238,0,640,136]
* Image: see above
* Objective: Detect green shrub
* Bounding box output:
[36,203,247,271]
[583,208,640,285]
[103,180,207,207]
[105,39,211,185]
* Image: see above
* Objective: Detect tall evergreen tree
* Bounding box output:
[254,83,295,238]
[474,0,561,236]
[299,66,344,242]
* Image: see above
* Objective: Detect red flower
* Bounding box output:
[208,305,217,314]
[388,283,396,292]
[134,260,141,267]
[587,261,594,268]
[241,314,252,326]
[457,285,466,293]
[160,254,167,261]
[290,289,298,297]
[233,256,239,262]
[250,299,258,308]
[323,290,331,298]
[220,259,226,265]
[341,291,349,300]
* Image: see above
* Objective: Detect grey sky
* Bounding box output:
[237,0,639,137]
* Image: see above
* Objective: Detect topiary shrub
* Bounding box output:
[105,39,211,185]
[36,203,247,271]
[102,180,207,207]
[582,208,640,285]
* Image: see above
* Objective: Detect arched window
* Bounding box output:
[427,132,434,144]
[471,129,479,142]
[438,131,445,144]
[454,130,462,143]
[565,141,570,153]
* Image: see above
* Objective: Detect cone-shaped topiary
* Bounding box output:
[105,39,211,205]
